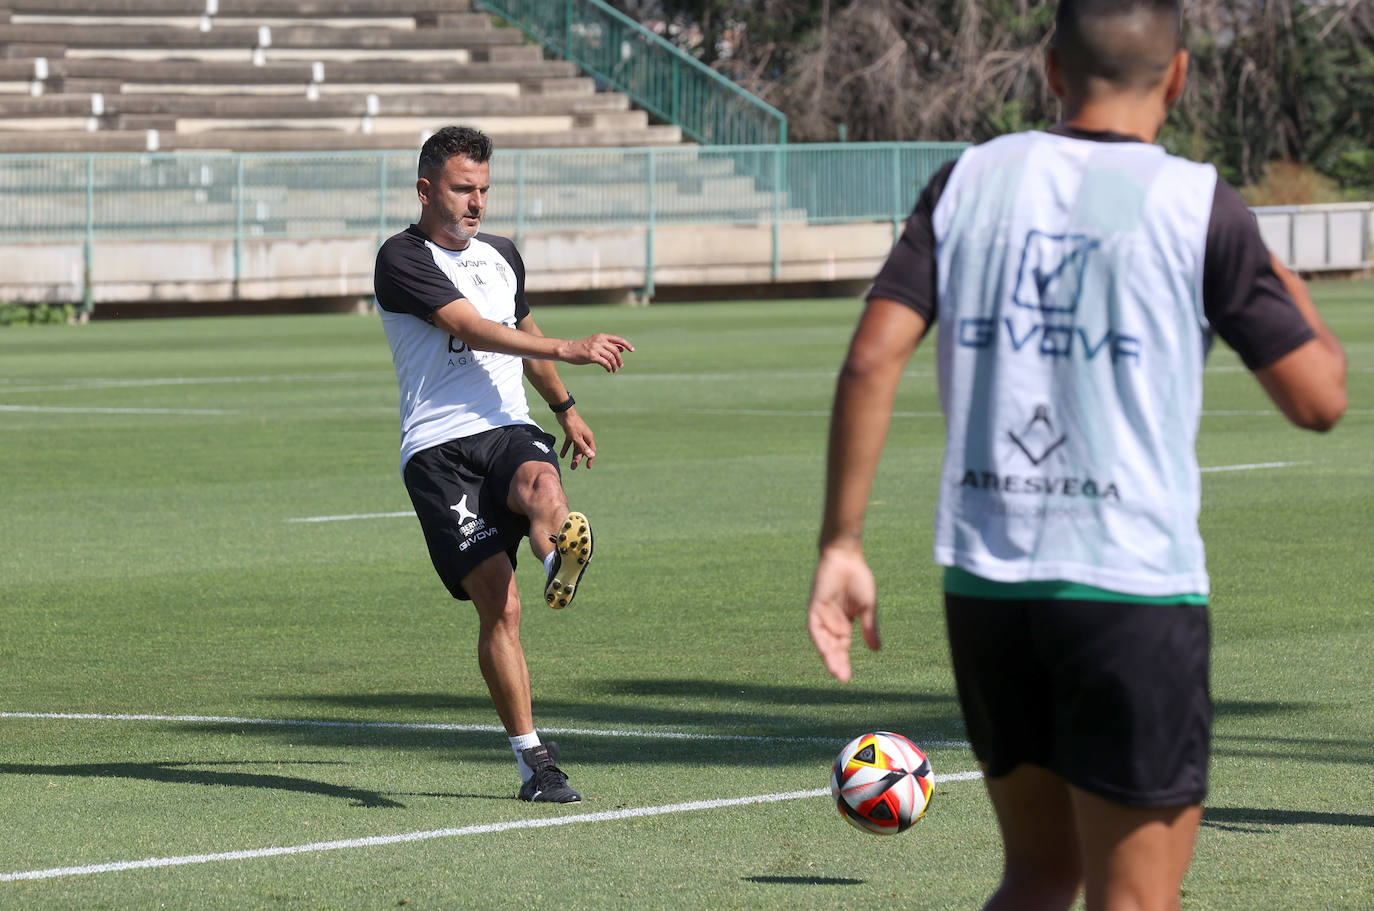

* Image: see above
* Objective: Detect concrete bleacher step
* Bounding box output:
[43,80,595,99]
[0,23,526,50]
[59,47,540,64]
[0,125,683,153]
[11,16,489,33]
[102,111,653,135]
[2,0,473,16]
[0,92,629,119]
[0,0,695,156]
[37,57,581,87]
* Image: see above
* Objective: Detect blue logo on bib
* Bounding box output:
[1012,231,1100,314]
[956,229,1141,365]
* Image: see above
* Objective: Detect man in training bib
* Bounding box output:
[375,125,633,804]
[808,1,1347,908]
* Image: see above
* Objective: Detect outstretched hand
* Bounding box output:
[559,334,634,372]
[556,409,597,469]
[807,544,880,682]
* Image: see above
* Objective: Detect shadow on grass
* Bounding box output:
[383,790,512,801]
[0,760,405,808]
[1203,806,1374,831]
[213,680,970,768]
[1212,730,1374,767]
[277,678,963,735]
[742,875,865,886]
[86,685,1344,779]
[1213,700,1323,719]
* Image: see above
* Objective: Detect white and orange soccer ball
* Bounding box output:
[830,731,934,835]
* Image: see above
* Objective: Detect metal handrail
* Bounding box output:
[472,0,786,145]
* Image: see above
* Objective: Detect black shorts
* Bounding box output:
[403,424,560,601]
[944,592,1211,807]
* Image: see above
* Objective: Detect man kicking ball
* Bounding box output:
[374,125,633,803]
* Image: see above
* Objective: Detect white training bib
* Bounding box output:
[930,130,1219,597]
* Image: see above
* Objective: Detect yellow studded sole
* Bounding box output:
[545,511,592,609]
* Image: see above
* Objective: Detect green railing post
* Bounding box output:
[642,147,656,301]
[891,145,902,243]
[514,150,526,251]
[670,57,679,124]
[234,155,246,299]
[376,152,388,249]
[563,0,572,56]
[82,155,94,314]
[770,145,782,280]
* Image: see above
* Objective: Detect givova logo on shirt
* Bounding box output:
[957,230,1141,365]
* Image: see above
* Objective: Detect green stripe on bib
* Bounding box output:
[943,566,1208,605]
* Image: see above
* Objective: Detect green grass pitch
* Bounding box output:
[1,282,1371,909]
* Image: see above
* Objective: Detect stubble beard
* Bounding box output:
[444,210,482,244]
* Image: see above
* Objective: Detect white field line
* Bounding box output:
[0,774,984,884]
[1200,461,1301,473]
[678,408,944,419]
[286,460,1309,525]
[1208,365,1374,374]
[287,511,413,523]
[0,404,237,416]
[0,365,1366,396]
[0,711,972,750]
[601,406,1372,420]
[0,372,377,395]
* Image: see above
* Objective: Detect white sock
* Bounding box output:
[510,731,541,781]
[543,550,557,575]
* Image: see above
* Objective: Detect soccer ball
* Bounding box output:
[830,731,934,835]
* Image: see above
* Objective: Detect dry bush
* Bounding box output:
[1241,160,1348,206]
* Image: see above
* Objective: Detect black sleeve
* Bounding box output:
[480,233,530,321]
[373,232,462,324]
[1202,182,1315,369]
[866,159,957,324]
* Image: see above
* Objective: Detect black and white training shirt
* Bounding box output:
[374,225,535,470]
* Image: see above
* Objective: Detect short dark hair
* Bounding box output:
[418,125,493,179]
[1053,0,1182,92]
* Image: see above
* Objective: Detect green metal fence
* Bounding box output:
[0,142,967,306]
[473,0,786,146]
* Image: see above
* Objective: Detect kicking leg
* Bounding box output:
[982,764,1084,911]
[1070,787,1202,911]
[508,460,592,609]
[507,460,568,562]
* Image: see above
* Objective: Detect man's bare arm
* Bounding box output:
[819,298,929,550]
[518,314,572,404]
[808,297,928,682]
[433,297,632,371]
[1252,256,1347,432]
[517,313,623,469]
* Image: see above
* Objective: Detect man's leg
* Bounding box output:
[461,549,581,803]
[982,764,1084,911]
[1070,787,1202,911]
[461,551,532,737]
[508,460,592,609]
[507,460,568,562]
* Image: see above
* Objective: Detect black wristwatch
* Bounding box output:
[549,394,576,414]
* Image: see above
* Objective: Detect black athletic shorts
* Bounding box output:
[944,592,1211,807]
[403,424,560,601]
